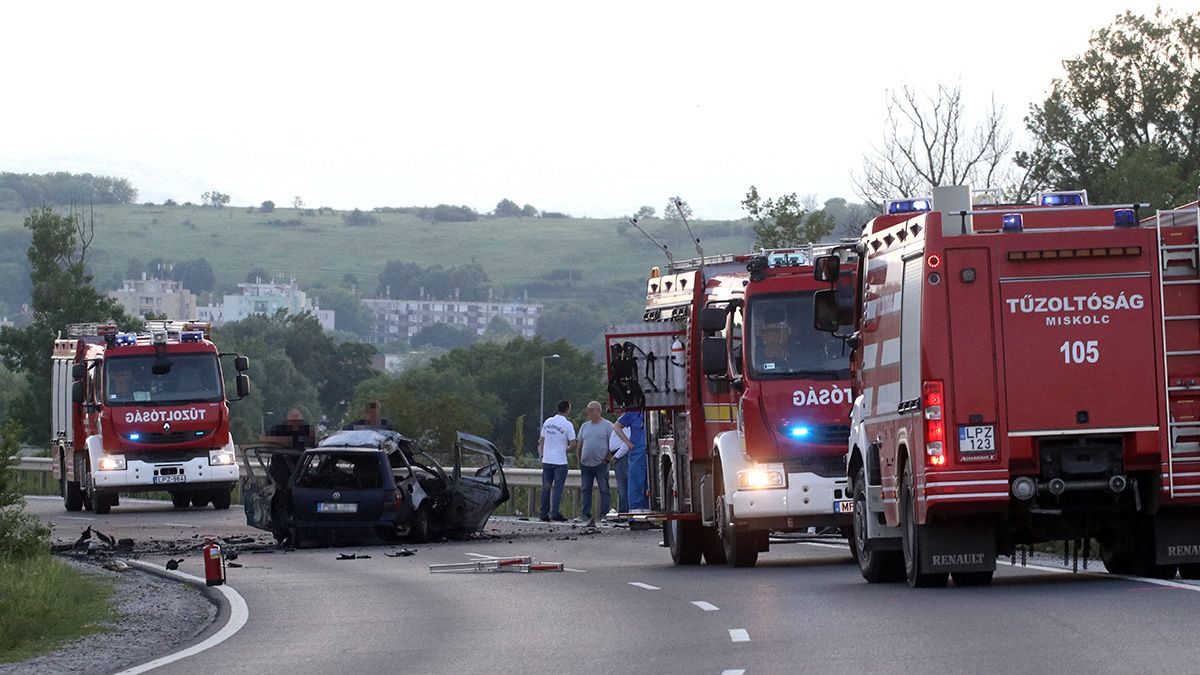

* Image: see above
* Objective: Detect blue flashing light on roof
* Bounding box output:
[1038,190,1087,207]
[181,331,204,343]
[788,425,811,439]
[887,198,932,215]
[1002,213,1024,233]
[1113,208,1138,228]
[114,333,137,346]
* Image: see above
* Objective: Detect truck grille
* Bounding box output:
[137,431,210,445]
[782,454,846,478]
[785,424,851,446]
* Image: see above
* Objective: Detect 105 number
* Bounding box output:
[1059,340,1099,364]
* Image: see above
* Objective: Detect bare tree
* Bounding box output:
[855,84,1030,212]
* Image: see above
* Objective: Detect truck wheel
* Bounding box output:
[171,492,191,509]
[717,495,757,567]
[852,468,903,583]
[951,571,994,586]
[84,463,112,515]
[191,494,210,508]
[664,467,702,565]
[62,457,83,512]
[407,504,431,543]
[211,488,232,510]
[1179,564,1200,580]
[1099,536,1136,575]
[901,469,947,588]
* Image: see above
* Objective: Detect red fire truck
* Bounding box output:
[813,186,1200,587]
[606,248,856,566]
[50,321,251,514]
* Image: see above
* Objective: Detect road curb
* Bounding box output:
[112,560,249,674]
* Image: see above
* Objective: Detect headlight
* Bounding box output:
[209,450,236,466]
[737,467,786,490]
[97,454,126,471]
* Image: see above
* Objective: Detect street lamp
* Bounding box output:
[539,354,560,424]
[261,410,275,437]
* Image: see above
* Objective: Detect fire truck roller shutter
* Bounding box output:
[899,251,924,403]
[946,249,1000,458]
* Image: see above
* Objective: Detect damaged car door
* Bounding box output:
[238,444,303,539]
[444,432,510,534]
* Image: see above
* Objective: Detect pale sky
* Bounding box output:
[0,1,1185,219]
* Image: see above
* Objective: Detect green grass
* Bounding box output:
[0,205,755,309]
[0,554,116,663]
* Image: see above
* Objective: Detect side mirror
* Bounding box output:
[814,255,841,283]
[814,289,840,333]
[72,363,87,379]
[235,356,250,372]
[236,374,251,399]
[701,336,729,376]
[700,307,728,334]
[72,381,85,404]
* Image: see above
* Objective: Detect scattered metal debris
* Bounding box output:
[165,558,184,571]
[336,553,372,560]
[429,555,564,574]
[384,548,417,557]
[102,559,131,573]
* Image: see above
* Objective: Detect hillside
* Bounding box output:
[0,204,757,342]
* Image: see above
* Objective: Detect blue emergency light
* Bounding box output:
[181,331,204,342]
[1040,193,1085,206]
[1113,208,1137,228]
[114,333,137,346]
[788,425,811,439]
[1002,213,1024,233]
[128,433,141,441]
[887,198,932,215]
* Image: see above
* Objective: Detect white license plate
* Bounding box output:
[834,499,855,513]
[153,474,186,485]
[317,502,358,514]
[959,425,995,453]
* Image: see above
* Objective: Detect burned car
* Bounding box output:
[239,429,508,546]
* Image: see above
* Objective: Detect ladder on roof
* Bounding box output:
[1157,203,1200,498]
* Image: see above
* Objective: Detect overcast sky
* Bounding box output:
[0,1,1185,219]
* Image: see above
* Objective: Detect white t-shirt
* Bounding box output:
[540,414,575,465]
[610,429,630,459]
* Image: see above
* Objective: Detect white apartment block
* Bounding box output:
[109,276,198,321]
[362,297,541,344]
[202,281,335,331]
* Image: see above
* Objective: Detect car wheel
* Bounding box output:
[408,504,431,543]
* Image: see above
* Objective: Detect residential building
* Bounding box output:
[361,296,542,344]
[201,280,335,331]
[109,275,198,321]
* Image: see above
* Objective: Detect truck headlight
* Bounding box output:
[737,467,786,490]
[209,449,236,466]
[97,454,126,471]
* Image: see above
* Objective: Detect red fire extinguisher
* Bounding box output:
[202,537,225,586]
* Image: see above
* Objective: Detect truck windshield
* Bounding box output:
[104,353,223,405]
[748,293,848,379]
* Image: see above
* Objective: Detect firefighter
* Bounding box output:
[612,408,649,529]
[755,305,791,371]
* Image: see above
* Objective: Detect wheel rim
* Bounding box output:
[854,488,868,560]
[902,477,917,577]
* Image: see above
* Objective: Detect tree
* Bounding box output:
[0,207,133,441]
[635,205,656,219]
[855,84,1017,212]
[1018,9,1200,208]
[343,208,379,226]
[174,258,215,294]
[245,266,271,284]
[664,197,694,222]
[520,204,538,217]
[260,200,275,213]
[481,315,516,342]
[411,323,478,350]
[202,190,231,208]
[822,197,876,238]
[293,196,304,209]
[494,198,522,217]
[742,186,836,249]
[308,285,373,338]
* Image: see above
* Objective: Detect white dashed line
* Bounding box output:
[728,629,750,642]
[998,560,1200,592]
[465,552,499,559]
[161,522,199,528]
[801,541,851,551]
[60,516,94,521]
[628,582,660,590]
[691,601,719,611]
[721,670,746,675]
[563,568,587,573]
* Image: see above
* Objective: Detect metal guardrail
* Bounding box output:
[18,456,52,472]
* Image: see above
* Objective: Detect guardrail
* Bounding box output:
[15,457,625,519]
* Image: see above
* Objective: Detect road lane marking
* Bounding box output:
[161,522,200,528]
[722,670,746,675]
[628,582,660,590]
[60,516,94,521]
[116,561,249,674]
[998,560,1200,592]
[564,568,587,573]
[728,629,750,642]
[465,552,499,559]
[692,601,719,611]
[801,542,851,551]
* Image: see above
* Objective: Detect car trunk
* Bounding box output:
[292,451,390,528]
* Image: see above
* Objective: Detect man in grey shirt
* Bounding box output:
[576,401,615,527]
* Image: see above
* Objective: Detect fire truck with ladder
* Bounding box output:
[606,248,857,566]
[812,185,1200,587]
[50,321,251,514]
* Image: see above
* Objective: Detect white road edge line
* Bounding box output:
[800,541,851,551]
[563,568,587,573]
[628,582,660,590]
[115,562,249,674]
[721,670,746,675]
[161,523,200,528]
[728,628,750,643]
[692,601,719,611]
[465,552,499,559]
[997,560,1200,592]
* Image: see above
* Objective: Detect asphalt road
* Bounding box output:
[27,496,1200,675]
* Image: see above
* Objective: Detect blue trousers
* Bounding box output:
[579,463,611,519]
[614,455,629,513]
[540,463,568,518]
[627,447,648,510]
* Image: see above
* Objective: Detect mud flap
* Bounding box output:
[1154,509,1200,565]
[919,519,996,574]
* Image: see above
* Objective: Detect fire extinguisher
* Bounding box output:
[202,537,225,587]
[669,338,686,393]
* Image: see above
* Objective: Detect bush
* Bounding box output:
[260,200,275,213]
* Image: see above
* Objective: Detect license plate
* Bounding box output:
[153,474,186,485]
[834,499,855,513]
[317,502,358,514]
[959,425,995,453]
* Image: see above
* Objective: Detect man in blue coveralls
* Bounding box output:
[612,409,648,529]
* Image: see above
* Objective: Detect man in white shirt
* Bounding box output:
[539,399,577,522]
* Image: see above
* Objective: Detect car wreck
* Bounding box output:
[239,429,509,547]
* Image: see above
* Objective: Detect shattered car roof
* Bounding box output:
[317,429,414,449]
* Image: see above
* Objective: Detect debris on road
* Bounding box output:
[337,553,372,560]
[165,558,184,570]
[429,555,564,574]
[385,548,418,557]
[102,559,131,573]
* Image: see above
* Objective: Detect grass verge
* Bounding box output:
[0,554,117,663]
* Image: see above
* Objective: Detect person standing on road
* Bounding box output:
[612,408,649,528]
[610,424,629,518]
[539,400,576,522]
[576,401,614,527]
